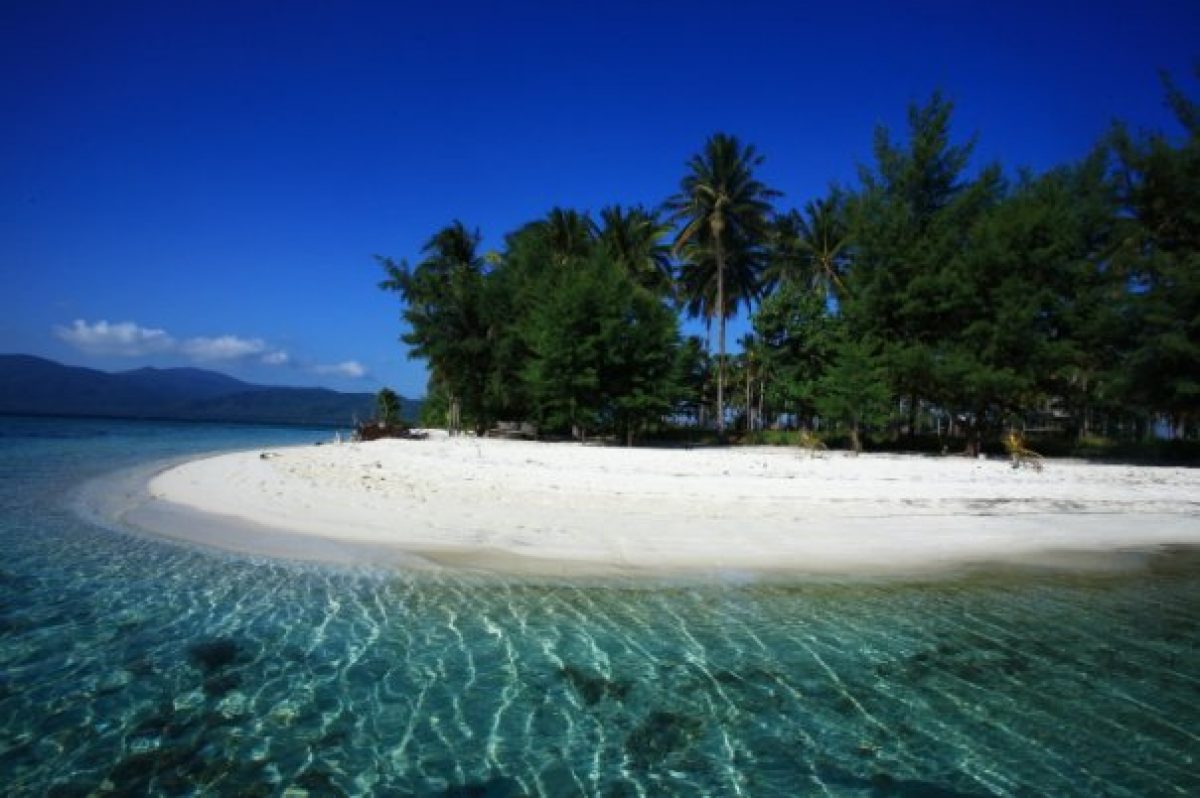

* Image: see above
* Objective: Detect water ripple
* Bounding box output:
[2,418,1200,796]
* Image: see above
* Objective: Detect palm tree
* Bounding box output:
[598,205,674,297]
[666,133,779,435]
[377,220,486,435]
[674,227,763,340]
[423,221,486,278]
[764,192,850,301]
[540,207,597,267]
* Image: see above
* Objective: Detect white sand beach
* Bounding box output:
[139,432,1200,578]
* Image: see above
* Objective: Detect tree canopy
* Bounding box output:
[379,71,1200,449]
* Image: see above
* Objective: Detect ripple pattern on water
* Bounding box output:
[1,417,1198,796]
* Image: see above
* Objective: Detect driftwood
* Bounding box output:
[489,421,538,440]
[1003,432,1044,471]
[797,430,827,458]
[354,421,425,442]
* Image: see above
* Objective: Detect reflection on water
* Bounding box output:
[1,417,1197,796]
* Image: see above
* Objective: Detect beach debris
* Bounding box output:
[797,429,827,458]
[1003,432,1044,472]
[489,420,539,440]
[260,451,280,460]
[353,420,425,441]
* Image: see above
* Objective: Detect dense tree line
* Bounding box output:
[379,72,1198,448]
[377,210,687,443]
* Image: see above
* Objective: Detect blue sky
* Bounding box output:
[2,1,1197,398]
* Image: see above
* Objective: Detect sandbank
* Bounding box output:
[126,432,1200,579]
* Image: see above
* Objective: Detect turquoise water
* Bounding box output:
[1,417,1197,796]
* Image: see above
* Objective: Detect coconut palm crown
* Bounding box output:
[764,191,851,301]
[598,205,675,298]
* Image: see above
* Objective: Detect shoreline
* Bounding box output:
[100,432,1200,581]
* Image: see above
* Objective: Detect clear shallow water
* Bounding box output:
[1,417,1198,797]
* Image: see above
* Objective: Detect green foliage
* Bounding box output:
[376,387,401,426]
[815,337,893,452]
[845,93,1049,445]
[666,133,779,282]
[598,205,675,298]
[752,281,838,420]
[377,221,494,433]
[417,381,449,428]
[673,336,710,404]
[380,208,683,444]
[667,133,780,433]
[540,207,599,266]
[765,191,851,299]
[520,253,611,434]
[377,74,1200,450]
[1108,68,1200,430]
[673,228,767,325]
[521,249,681,442]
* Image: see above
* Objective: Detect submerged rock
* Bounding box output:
[187,638,243,673]
[559,665,632,706]
[624,710,704,766]
[440,775,526,797]
[294,766,347,797]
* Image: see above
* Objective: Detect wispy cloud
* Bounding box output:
[313,360,367,379]
[55,319,289,366]
[178,334,269,361]
[54,319,176,357]
[54,318,364,380]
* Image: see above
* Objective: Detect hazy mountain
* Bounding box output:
[0,355,418,426]
[114,365,260,403]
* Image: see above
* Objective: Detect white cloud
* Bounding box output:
[56,318,359,379]
[313,360,367,379]
[54,319,176,356]
[56,320,278,363]
[178,334,268,361]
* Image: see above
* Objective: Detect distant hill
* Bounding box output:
[0,355,420,426]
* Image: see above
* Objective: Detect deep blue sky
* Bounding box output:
[2,1,1197,397]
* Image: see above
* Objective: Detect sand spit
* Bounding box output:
[137,432,1200,578]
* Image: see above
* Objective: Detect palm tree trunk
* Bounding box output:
[700,319,711,430]
[716,238,726,436]
[757,378,764,431]
[745,366,751,433]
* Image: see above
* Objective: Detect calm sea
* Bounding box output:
[1,416,1197,797]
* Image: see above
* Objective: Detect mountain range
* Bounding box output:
[0,355,419,426]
